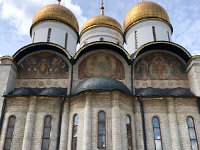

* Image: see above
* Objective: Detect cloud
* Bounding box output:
[0,0,87,35]
[0,0,87,55]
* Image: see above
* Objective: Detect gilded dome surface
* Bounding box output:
[81,15,123,34]
[124,2,170,32]
[31,4,79,33]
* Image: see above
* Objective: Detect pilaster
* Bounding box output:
[59,100,70,150]
[167,98,181,150]
[82,92,92,150]
[22,98,36,150]
[111,92,122,150]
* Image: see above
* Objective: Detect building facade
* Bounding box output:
[0,1,200,150]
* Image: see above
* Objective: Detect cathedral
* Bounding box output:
[0,0,200,150]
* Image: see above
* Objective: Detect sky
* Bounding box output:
[0,0,200,57]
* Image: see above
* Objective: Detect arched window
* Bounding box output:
[32,32,35,43]
[72,114,78,150]
[152,116,163,150]
[100,37,104,41]
[4,116,16,150]
[98,111,106,148]
[47,28,51,42]
[65,32,68,49]
[152,26,156,41]
[135,31,138,49]
[167,31,170,42]
[41,116,52,150]
[187,117,199,150]
[126,115,133,150]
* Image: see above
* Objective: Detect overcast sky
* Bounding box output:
[0,0,200,57]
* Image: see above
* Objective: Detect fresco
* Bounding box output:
[134,52,187,80]
[18,52,69,79]
[78,52,125,79]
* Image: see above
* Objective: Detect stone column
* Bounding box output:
[167,99,181,150]
[22,98,36,150]
[59,100,70,150]
[112,92,122,150]
[82,93,92,150]
[134,99,144,150]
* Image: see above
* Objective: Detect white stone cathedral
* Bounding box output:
[0,1,200,150]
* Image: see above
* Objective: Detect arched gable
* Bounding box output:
[133,41,191,63]
[74,41,131,64]
[13,42,72,63]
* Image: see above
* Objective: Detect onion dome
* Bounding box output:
[81,15,123,34]
[124,1,170,32]
[80,2,122,35]
[31,4,79,34]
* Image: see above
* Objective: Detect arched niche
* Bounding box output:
[134,51,187,80]
[18,51,70,79]
[78,52,125,80]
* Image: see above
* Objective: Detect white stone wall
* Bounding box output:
[187,57,200,96]
[125,20,172,54]
[0,60,17,120]
[31,21,78,56]
[1,91,200,150]
[80,27,124,47]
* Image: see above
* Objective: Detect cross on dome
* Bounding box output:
[100,0,104,15]
[57,0,61,4]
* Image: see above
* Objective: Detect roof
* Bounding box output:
[6,88,67,97]
[133,41,191,63]
[135,88,194,97]
[31,4,79,35]
[81,15,123,35]
[13,42,72,63]
[73,76,131,94]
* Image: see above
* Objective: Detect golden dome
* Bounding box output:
[31,4,79,34]
[81,15,123,35]
[124,2,170,32]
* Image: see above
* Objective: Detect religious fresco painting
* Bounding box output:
[18,52,69,79]
[134,52,187,80]
[78,52,125,80]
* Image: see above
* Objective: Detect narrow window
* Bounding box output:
[167,31,171,42]
[135,31,138,49]
[98,111,106,148]
[72,114,78,150]
[32,32,35,43]
[41,116,51,150]
[187,117,199,150]
[4,116,16,150]
[126,115,133,150]
[152,116,163,150]
[152,26,156,41]
[47,28,51,42]
[100,37,104,41]
[65,32,68,49]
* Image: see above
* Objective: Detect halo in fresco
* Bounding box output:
[18,52,69,79]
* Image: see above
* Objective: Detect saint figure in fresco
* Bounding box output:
[170,60,186,79]
[37,58,49,76]
[149,55,170,80]
[135,60,149,80]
